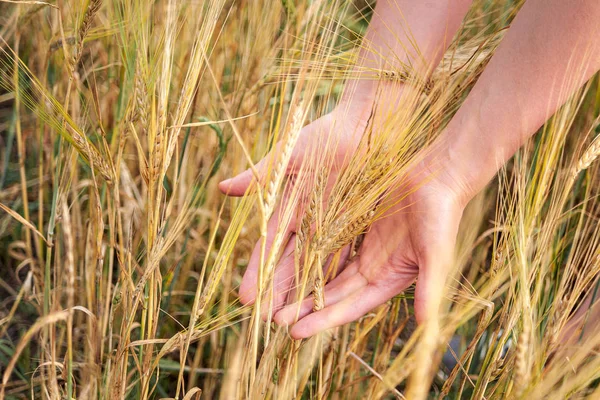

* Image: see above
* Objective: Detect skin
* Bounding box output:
[219,0,600,339]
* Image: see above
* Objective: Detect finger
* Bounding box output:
[323,244,352,280]
[274,260,364,326]
[274,220,351,312]
[219,116,330,196]
[239,204,296,305]
[288,275,414,339]
[218,149,277,196]
[236,120,330,304]
[414,249,453,325]
[324,254,359,289]
[261,236,297,321]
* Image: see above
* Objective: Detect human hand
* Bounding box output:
[219,90,470,338]
[218,97,374,311]
[272,164,465,338]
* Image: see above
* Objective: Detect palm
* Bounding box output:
[274,177,463,338]
[220,107,465,339]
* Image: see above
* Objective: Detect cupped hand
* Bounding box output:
[218,104,371,306]
[274,172,465,338]
[219,100,468,339]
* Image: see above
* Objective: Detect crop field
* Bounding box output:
[1,0,600,399]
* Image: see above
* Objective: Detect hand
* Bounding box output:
[219,96,469,339]
[219,100,373,309]
[273,164,465,338]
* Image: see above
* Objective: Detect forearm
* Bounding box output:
[342,0,473,107]
[439,0,600,201]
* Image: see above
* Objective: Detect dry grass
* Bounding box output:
[1,0,600,399]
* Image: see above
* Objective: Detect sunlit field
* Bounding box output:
[1,0,600,398]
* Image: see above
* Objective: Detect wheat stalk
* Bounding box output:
[61,198,75,398]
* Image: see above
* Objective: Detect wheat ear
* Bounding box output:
[312,277,324,312]
[513,317,531,398]
[308,207,376,312]
[133,62,149,132]
[68,125,112,182]
[572,134,600,180]
[317,210,376,255]
[265,102,304,217]
[72,0,102,67]
[296,167,327,261]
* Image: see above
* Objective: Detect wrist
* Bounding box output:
[429,111,512,207]
[337,79,418,123]
[338,78,379,111]
[420,134,481,209]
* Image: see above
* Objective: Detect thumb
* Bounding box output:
[414,243,454,325]
[219,116,329,196]
[218,142,285,196]
[218,163,264,196]
[408,256,447,400]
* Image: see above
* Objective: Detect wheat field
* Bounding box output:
[1,0,600,399]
